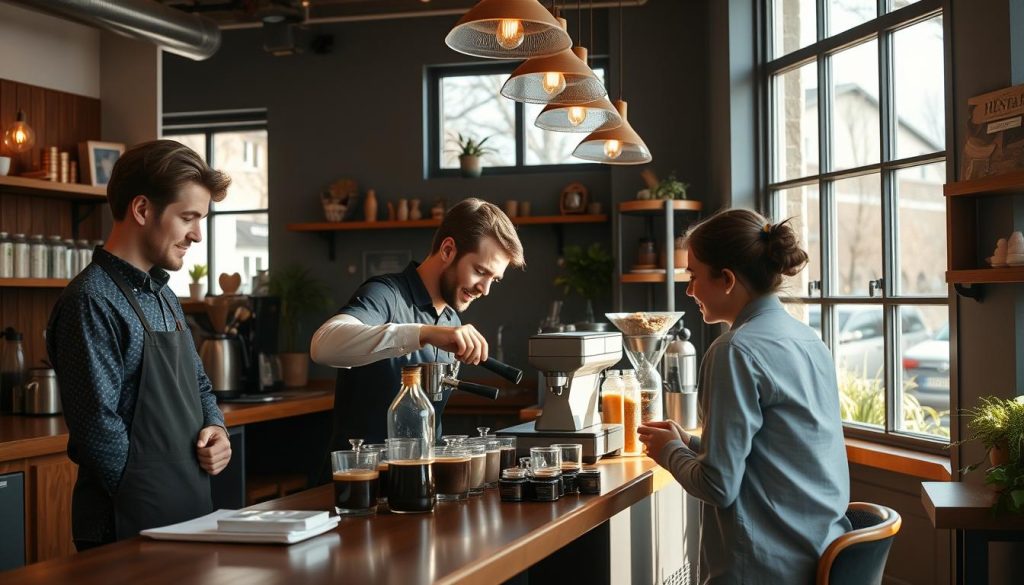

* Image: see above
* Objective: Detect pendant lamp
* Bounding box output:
[445,0,571,59]
[501,45,607,105]
[535,96,622,132]
[572,100,650,164]
[2,111,36,154]
[572,0,651,164]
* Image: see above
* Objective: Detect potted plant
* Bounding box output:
[447,132,494,178]
[554,243,614,330]
[652,173,689,200]
[960,395,1024,513]
[188,264,208,301]
[268,265,332,388]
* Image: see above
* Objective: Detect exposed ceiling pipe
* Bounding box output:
[218,0,648,30]
[7,0,221,60]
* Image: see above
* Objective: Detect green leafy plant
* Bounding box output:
[554,243,613,323]
[268,265,333,353]
[957,396,1024,514]
[837,370,950,438]
[652,173,689,200]
[447,132,495,157]
[188,264,208,284]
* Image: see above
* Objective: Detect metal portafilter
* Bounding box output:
[419,357,524,402]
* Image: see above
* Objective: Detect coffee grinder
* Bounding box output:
[497,331,624,463]
[240,295,283,393]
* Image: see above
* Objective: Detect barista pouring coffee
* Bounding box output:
[47,141,233,550]
[311,198,525,450]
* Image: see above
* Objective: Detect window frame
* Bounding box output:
[425,59,612,178]
[162,109,270,295]
[758,0,952,453]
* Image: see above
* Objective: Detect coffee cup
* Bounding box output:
[0,156,11,176]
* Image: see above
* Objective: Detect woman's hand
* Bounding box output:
[638,420,690,461]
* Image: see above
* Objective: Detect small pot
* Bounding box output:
[280,352,310,388]
[990,442,1010,467]
[459,154,482,178]
[189,282,206,302]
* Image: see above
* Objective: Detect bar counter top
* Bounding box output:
[1,457,671,585]
[0,388,334,463]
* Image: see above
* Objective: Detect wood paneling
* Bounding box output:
[0,78,104,368]
[28,454,76,562]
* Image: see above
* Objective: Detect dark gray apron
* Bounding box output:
[95,254,213,540]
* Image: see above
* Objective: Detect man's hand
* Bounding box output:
[420,324,489,365]
[637,420,689,461]
[196,426,232,476]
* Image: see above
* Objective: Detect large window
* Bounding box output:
[162,110,270,297]
[765,0,949,445]
[427,62,607,176]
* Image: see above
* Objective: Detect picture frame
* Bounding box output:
[78,141,125,187]
[363,250,412,281]
[559,182,589,214]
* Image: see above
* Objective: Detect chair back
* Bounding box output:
[816,502,902,585]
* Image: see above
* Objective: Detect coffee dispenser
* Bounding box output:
[662,327,699,430]
[239,295,283,393]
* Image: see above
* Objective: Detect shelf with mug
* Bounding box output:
[288,214,609,260]
[0,278,72,288]
[0,175,107,201]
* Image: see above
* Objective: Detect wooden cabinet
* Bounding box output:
[944,170,1024,286]
[28,454,77,562]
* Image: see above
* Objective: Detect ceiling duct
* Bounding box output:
[8,0,221,61]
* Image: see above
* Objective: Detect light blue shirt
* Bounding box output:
[656,295,851,585]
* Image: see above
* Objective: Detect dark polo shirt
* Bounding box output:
[330,262,459,450]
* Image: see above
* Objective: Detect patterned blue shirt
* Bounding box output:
[46,249,223,497]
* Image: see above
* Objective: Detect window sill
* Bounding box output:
[845,437,951,481]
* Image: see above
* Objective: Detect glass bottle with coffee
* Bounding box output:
[386,366,436,513]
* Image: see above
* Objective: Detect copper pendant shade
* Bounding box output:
[500,46,607,105]
[445,0,572,59]
[535,95,622,133]
[572,100,651,164]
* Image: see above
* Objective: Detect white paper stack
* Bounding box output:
[141,509,339,545]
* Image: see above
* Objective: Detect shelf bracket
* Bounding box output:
[71,202,97,240]
[953,283,984,302]
[317,232,336,261]
[553,224,565,255]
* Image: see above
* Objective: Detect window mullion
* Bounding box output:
[205,131,216,293]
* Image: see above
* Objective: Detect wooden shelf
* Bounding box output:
[0,175,106,201]
[944,170,1024,197]
[0,278,71,288]
[620,271,690,284]
[287,214,607,233]
[946,267,1024,284]
[618,199,703,214]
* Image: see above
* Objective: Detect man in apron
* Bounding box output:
[47,140,233,550]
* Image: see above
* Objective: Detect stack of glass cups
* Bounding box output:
[434,445,472,501]
[497,437,517,474]
[553,443,582,494]
[331,449,380,516]
[385,437,435,514]
[529,446,562,501]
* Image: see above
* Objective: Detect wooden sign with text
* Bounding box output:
[962,83,1024,180]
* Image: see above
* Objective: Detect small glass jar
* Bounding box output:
[63,239,77,277]
[29,235,47,278]
[637,237,656,266]
[76,239,91,272]
[12,234,29,278]
[577,468,602,495]
[601,369,623,425]
[48,235,66,279]
[465,443,487,496]
[0,232,12,278]
[499,467,528,502]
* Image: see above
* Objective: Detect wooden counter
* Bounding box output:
[0,457,664,585]
[0,389,334,464]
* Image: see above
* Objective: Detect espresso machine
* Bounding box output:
[497,331,624,463]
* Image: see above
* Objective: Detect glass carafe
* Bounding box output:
[387,365,436,449]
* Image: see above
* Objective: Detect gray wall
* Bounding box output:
[163,0,711,381]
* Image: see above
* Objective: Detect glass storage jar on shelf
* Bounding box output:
[29,234,47,278]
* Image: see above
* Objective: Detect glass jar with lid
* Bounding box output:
[47,235,66,279]
[12,234,29,278]
[0,232,12,278]
[29,235,47,278]
[637,237,656,267]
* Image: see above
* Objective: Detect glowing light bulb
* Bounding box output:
[541,72,566,95]
[604,139,623,159]
[2,111,36,154]
[495,19,524,50]
[567,107,587,126]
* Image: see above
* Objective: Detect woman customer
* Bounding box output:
[638,209,851,585]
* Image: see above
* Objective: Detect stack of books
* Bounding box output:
[142,509,340,544]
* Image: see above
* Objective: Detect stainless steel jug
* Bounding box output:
[23,367,61,415]
[200,334,242,398]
